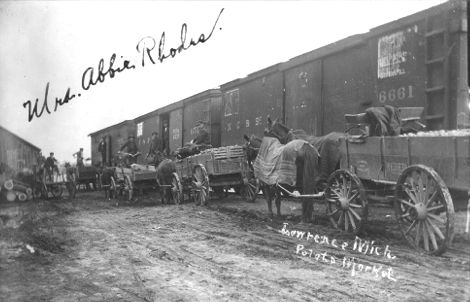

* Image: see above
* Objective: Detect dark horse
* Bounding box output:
[245,119,344,221]
[156,158,178,204]
[251,119,320,221]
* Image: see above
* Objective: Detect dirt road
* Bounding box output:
[1,192,469,302]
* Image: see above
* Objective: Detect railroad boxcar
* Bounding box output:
[220,63,284,146]
[182,89,222,148]
[89,120,136,166]
[134,109,160,165]
[157,101,184,155]
[281,0,468,135]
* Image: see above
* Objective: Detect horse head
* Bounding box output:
[266,118,291,144]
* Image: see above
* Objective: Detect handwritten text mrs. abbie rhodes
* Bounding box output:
[22,9,224,122]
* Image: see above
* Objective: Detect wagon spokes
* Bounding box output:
[192,164,210,206]
[394,165,454,256]
[325,169,368,234]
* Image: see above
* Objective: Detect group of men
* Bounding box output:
[114,120,211,166]
[35,121,209,172]
[36,148,85,173]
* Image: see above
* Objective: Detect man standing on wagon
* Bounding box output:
[120,135,139,166]
[73,148,84,168]
[44,152,59,181]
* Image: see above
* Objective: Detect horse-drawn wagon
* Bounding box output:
[325,124,470,255]
[103,152,158,200]
[32,166,76,200]
[253,107,470,255]
[172,145,259,205]
[74,165,100,191]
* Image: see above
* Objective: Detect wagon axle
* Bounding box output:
[337,197,350,211]
[409,202,428,221]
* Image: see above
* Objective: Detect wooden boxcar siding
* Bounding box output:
[90,134,100,166]
[284,60,323,136]
[278,1,467,135]
[169,109,183,153]
[221,72,284,146]
[136,114,160,164]
[209,96,222,148]
[183,97,211,144]
[372,23,426,110]
[90,122,136,166]
[183,95,222,147]
[322,44,375,134]
[0,127,40,171]
[370,2,467,130]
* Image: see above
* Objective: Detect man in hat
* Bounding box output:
[192,120,210,145]
[98,137,107,166]
[44,152,59,181]
[146,131,163,165]
[73,148,84,168]
[120,135,139,165]
[162,121,170,155]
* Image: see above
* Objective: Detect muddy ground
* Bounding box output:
[0,190,469,302]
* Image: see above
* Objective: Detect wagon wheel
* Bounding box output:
[192,164,209,206]
[241,175,259,202]
[50,184,64,199]
[171,172,183,205]
[394,165,454,255]
[109,176,117,199]
[325,169,368,234]
[124,175,133,201]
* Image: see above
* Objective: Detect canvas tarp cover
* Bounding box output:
[253,137,311,186]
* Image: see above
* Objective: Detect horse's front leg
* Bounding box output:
[159,185,166,205]
[275,189,282,217]
[263,185,273,217]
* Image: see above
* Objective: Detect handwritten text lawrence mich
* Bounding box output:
[279,223,398,281]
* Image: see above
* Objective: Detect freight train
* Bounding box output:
[89,0,469,166]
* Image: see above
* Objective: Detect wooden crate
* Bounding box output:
[208,145,244,159]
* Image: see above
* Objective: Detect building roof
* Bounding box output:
[0,125,41,151]
[88,120,134,137]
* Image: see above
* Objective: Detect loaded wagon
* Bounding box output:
[32,167,76,200]
[104,152,158,200]
[321,108,470,255]
[106,164,158,201]
[172,145,259,205]
[265,107,469,255]
[75,165,100,191]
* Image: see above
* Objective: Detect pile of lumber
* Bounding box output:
[0,178,33,202]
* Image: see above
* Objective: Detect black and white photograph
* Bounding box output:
[0,0,469,301]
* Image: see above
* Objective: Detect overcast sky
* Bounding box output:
[0,0,446,163]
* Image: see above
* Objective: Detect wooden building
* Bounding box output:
[0,125,41,172]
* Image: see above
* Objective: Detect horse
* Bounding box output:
[245,126,344,191]
[252,118,320,221]
[155,155,180,205]
[287,129,344,191]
